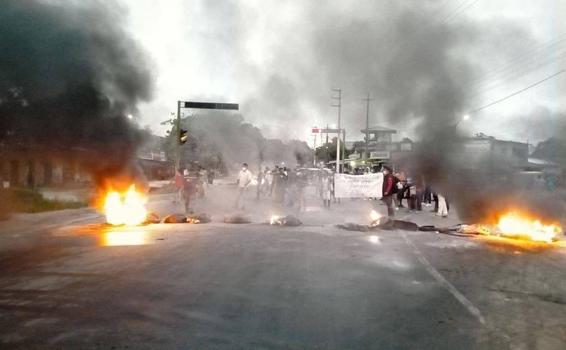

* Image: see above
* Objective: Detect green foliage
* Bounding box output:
[0,188,86,218]
[315,137,350,163]
[532,137,566,165]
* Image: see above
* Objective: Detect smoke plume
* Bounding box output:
[0,0,153,185]
[214,0,561,222]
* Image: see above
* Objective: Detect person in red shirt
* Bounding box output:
[173,169,185,205]
[382,165,396,217]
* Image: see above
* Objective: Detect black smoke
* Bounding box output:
[0,0,153,185]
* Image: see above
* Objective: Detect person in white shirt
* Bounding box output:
[235,163,253,210]
[437,194,449,217]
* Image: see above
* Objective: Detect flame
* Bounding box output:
[270,215,282,225]
[496,212,562,243]
[370,210,382,222]
[103,185,147,226]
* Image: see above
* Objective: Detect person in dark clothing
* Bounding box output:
[207,169,215,185]
[413,175,425,211]
[382,166,395,217]
[423,184,432,206]
[395,172,407,209]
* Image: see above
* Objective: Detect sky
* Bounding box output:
[121,0,566,144]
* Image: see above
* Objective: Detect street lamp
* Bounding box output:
[454,114,471,128]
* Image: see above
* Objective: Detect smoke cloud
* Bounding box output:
[205,0,563,222]
[0,0,153,185]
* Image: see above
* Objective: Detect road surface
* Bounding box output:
[1,184,565,349]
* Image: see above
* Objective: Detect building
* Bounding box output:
[348,125,414,168]
[137,135,173,180]
[0,146,91,188]
[0,135,173,188]
[460,133,529,169]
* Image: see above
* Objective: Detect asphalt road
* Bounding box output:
[1,185,566,349]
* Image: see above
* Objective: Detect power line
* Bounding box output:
[469,69,565,114]
[464,33,566,102]
[469,32,566,87]
[468,51,566,103]
[468,39,566,92]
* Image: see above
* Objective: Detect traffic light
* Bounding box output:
[179,129,188,144]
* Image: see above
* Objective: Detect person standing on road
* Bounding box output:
[382,166,396,217]
[182,177,197,214]
[235,163,253,210]
[321,172,332,208]
[207,169,215,185]
[262,167,271,195]
[437,194,449,217]
[256,167,265,199]
[395,171,407,209]
[173,169,185,204]
[295,171,307,212]
[270,165,279,196]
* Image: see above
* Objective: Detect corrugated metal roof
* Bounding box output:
[360,125,397,133]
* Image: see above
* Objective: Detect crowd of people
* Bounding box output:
[173,167,215,214]
[171,161,450,219]
[381,165,449,218]
[253,164,309,211]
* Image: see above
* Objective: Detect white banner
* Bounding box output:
[334,173,383,198]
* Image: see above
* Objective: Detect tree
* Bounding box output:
[532,137,566,165]
[315,137,350,165]
[162,112,313,172]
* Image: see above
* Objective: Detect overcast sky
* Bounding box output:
[122,0,566,144]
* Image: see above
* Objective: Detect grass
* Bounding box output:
[0,188,87,219]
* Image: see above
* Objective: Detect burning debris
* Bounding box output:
[362,209,563,245]
[162,214,188,224]
[369,210,387,227]
[269,215,302,227]
[188,213,212,224]
[368,210,418,231]
[103,185,147,226]
[160,213,210,224]
[338,210,418,232]
[145,212,161,224]
[460,211,563,244]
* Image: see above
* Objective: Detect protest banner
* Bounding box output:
[334,173,383,198]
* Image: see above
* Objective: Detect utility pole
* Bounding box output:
[331,88,342,173]
[312,133,317,166]
[342,129,346,170]
[362,93,374,160]
[175,100,181,171]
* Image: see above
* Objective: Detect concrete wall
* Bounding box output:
[0,152,90,188]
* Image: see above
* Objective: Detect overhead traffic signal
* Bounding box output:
[179,129,188,144]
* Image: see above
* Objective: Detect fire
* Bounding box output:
[496,212,562,243]
[270,215,282,225]
[370,210,382,222]
[103,185,147,226]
